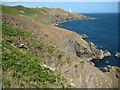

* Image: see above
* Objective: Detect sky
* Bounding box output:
[2,2,118,13]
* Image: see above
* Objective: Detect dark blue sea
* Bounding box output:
[59,13,119,67]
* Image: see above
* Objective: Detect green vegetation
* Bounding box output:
[2,5,21,16]
[2,24,71,88]
[36,43,44,50]
[2,24,30,37]
[2,40,67,88]
[1,5,90,88]
[2,5,50,25]
[47,44,54,54]
[2,5,38,16]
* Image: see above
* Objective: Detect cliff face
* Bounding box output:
[2,5,119,88]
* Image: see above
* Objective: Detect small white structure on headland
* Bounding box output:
[69,8,72,13]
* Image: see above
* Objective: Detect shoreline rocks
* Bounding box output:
[81,34,88,39]
[99,67,110,72]
[115,52,120,58]
[98,49,104,59]
[99,65,112,72]
[65,38,111,61]
[103,50,111,57]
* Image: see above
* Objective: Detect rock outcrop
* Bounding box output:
[49,8,90,24]
[99,67,110,72]
[81,34,88,39]
[103,50,111,57]
[65,38,111,61]
[115,52,120,58]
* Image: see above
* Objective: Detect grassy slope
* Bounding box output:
[2,5,87,25]
[2,24,71,88]
[2,5,118,88]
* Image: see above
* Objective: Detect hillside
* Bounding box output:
[1,5,119,88]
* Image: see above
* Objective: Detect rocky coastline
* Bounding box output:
[52,14,94,26]
[64,37,111,62]
[54,17,111,62]
[2,5,119,88]
[54,15,120,83]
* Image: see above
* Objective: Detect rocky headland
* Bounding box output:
[1,5,119,88]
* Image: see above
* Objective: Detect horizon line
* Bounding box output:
[1,4,118,13]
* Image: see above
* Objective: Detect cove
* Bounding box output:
[58,13,119,67]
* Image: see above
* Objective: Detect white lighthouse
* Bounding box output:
[69,8,72,13]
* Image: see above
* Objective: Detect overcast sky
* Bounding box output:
[2,2,118,13]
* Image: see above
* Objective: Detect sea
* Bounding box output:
[58,13,119,67]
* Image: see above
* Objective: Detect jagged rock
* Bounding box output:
[106,65,112,71]
[65,38,111,61]
[98,50,104,59]
[16,43,27,49]
[90,61,95,66]
[66,38,87,57]
[103,50,111,57]
[107,66,120,78]
[81,34,88,39]
[107,65,111,68]
[99,65,113,72]
[65,38,77,55]
[115,52,120,58]
[54,23,59,26]
[19,44,25,48]
[99,67,110,72]
[106,60,109,64]
[88,42,95,48]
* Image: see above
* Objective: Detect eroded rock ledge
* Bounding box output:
[65,38,111,61]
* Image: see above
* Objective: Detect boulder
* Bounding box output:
[88,42,95,48]
[94,50,111,60]
[103,50,111,57]
[90,61,95,66]
[19,44,25,48]
[16,43,27,49]
[54,23,59,26]
[115,52,120,58]
[81,34,88,39]
[99,67,110,72]
[98,50,104,59]
[106,65,112,71]
[106,60,109,64]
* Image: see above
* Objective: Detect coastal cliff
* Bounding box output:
[2,5,119,88]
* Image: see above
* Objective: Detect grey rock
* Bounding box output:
[103,50,111,57]
[16,43,27,49]
[65,38,111,62]
[81,34,88,39]
[115,52,120,58]
[99,67,110,72]
[90,62,95,66]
